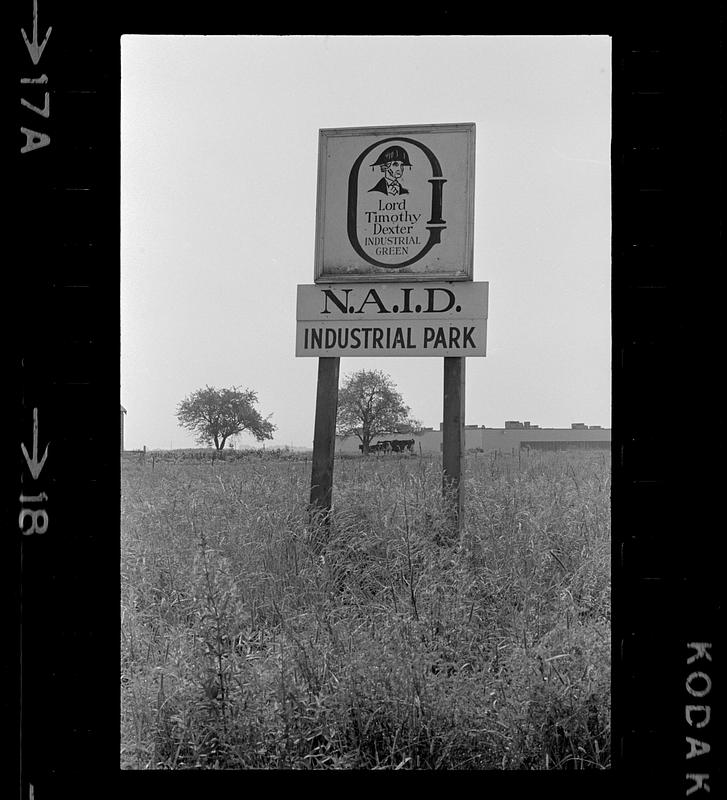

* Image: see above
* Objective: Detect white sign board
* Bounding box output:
[296,282,488,357]
[314,123,475,283]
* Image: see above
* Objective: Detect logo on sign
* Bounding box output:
[347,137,447,270]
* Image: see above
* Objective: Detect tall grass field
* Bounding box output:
[121,448,610,769]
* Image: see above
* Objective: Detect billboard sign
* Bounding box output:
[296,281,488,357]
[314,123,475,283]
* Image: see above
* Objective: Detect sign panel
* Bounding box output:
[314,123,475,283]
[296,282,488,357]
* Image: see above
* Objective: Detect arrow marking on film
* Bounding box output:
[21,0,52,66]
[21,407,49,480]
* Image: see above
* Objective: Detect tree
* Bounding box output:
[336,369,422,454]
[176,385,275,450]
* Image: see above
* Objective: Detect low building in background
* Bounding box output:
[336,420,611,455]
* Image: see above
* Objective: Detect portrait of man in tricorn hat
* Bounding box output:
[368,145,412,196]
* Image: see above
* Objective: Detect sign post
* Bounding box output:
[442,357,466,533]
[299,123,483,536]
[309,356,340,525]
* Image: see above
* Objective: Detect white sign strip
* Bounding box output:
[295,318,487,357]
[297,282,488,322]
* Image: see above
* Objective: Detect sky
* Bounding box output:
[121,35,611,451]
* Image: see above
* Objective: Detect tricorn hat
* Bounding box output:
[370,145,412,168]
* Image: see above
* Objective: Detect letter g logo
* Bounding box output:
[347,137,447,269]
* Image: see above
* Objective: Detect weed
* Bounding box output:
[121,448,610,769]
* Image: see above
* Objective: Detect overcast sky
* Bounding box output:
[121,35,611,450]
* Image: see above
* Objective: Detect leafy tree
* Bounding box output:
[336,369,422,454]
[176,385,275,450]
